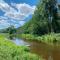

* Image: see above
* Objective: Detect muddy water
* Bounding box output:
[28,41,60,60]
[11,38,60,60]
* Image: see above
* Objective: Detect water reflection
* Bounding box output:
[10,38,60,60]
[28,41,60,60]
[11,38,30,46]
[48,56,53,60]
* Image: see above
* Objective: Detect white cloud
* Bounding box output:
[0,0,36,20]
[0,2,16,13]
[15,3,36,15]
[0,16,25,29]
[0,0,36,28]
[0,19,10,29]
[0,20,9,26]
[5,13,26,20]
[0,16,7,20]
[5,3,36,20]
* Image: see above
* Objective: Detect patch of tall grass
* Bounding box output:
[0,34,43,60]
[18,33,60,44]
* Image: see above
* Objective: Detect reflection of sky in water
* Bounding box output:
[12,38,30,46]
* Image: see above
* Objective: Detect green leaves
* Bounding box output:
[17,0,60,35]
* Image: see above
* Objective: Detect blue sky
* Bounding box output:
[0,0,60,29]
[4,0,37,6]
[0,0,38,29]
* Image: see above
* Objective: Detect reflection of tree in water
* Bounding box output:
[48,47,53,60]
[48,55,53,60]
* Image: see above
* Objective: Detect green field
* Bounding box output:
[0,34,43,60]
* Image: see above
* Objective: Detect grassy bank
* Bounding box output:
[17,33,60,44]
[0,34,43,60]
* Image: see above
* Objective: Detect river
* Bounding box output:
[10,38,60,60]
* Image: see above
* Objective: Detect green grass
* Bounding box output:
[17,33,60,44]
[0,34,43,60]
[17,34,36,40]
[36,33,60,44]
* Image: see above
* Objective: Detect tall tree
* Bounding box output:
[18,0,60,35]
[33,0,58,33]
[45,0,58,32]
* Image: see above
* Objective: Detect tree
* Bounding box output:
[32,0,59,33]
[45,0,58,32]
[18,0,60,35]
[7,25,17,39]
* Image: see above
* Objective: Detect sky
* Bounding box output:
[0,0,38,29]
[0,0,60,29]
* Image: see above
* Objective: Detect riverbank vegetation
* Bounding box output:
[0,34,43,60]
[17,33,60,44]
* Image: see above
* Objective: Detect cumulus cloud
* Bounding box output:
[15,3,36,15]
[5,3,36,20]
[5,13,26,20]
[0,0,36,20]
[0,0,36,28]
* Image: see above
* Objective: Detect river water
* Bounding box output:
[11,38,60,60]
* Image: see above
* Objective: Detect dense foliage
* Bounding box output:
[18,0,60,35]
